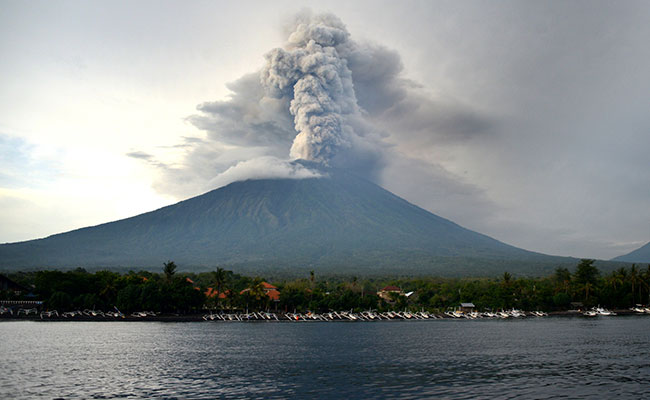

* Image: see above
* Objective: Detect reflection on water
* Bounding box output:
[1,317,650,399]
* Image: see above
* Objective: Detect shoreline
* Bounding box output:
[1,309,644,323]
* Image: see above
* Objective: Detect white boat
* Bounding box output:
[594,307,616,316]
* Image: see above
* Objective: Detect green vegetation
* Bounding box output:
[3,260,650,314]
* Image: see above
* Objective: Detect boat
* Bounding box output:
[594,307,616,316]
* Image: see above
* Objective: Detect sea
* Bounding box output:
[1,316,649,399]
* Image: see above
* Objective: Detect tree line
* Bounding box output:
[3,260,650,314]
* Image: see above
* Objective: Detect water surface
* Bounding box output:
[2,317,649,399]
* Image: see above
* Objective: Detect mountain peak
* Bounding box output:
[612,242,650,263]
[0,174,572,275]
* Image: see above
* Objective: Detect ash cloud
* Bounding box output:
[135,12,491,203]
[261,13,358,163]
[206,156,323,190]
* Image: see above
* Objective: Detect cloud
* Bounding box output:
[206,156,323,190]
[261,13,358,163]
[0,133,62,189]
[130,12,491,205]
[5,3,648,259]
[126,7,650,259]
[125,150,154,161]
[186,73,295,150]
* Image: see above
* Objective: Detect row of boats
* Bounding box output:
[5,305,650,321]
[444,309,547,319]
[581,305,650,317]
[0,307,144,319]
[202,309,549,322]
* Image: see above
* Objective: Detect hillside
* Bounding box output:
[0,167,578,276]
[612,242,650,263]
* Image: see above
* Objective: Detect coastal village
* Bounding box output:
[3,260,650,322]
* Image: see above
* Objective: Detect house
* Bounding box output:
[377,285,404,301]
[240,282,281,302]
[185,277,201,291]
[265,289,281,302]
[460,303,475,313]
[0,274,28,294]
[261,282,278,292]
[205,287,229,300]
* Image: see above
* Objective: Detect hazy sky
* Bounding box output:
[1,1,649,260]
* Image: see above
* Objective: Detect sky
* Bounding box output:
[1,0,649,260]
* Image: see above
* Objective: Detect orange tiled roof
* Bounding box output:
[266,289,281,301]
[239,286,281,300]
[205,287,228,299]
[261,282,277,290]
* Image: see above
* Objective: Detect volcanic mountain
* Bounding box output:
[612,242,650,263]
[0,166,575,276]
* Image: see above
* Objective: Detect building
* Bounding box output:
[240,282,281,302]
[460,303,475,313]
[205,287,229,300]
[0,274,28,294]
[377,285,404,302]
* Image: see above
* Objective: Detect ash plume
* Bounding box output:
[261,14,360,164]
[132,11,492,204]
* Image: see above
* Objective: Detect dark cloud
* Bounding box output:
[125,151,154,160]
[186,73,295,149]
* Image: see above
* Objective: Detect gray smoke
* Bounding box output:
[132,11,491,201]
[261,14,360,164]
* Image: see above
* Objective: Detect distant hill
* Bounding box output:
[0,165,579,276]
[612,242,650,264]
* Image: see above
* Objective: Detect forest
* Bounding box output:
[3,260,650,314]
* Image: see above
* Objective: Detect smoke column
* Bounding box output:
[261,14,360,164]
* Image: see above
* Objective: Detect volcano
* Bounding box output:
[0,166,575,275]
[612,242,650,263]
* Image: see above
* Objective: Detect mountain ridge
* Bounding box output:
[612,242,650,263]
[0,167,579,275]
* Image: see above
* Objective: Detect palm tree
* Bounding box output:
[309,270,315,304]
[163,261,177,281]
[583,281,593,302]
[247,280,268,312]
[502,272,512,286]
[553,267,571,294]
[213,267,227,310]
[612,268,626,291]
[639,264,650,304]
[630,265,639,305]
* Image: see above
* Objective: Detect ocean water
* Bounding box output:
[1,317,649,399]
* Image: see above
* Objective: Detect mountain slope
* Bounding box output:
[0,168,574,275]
[612,242,650,263]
